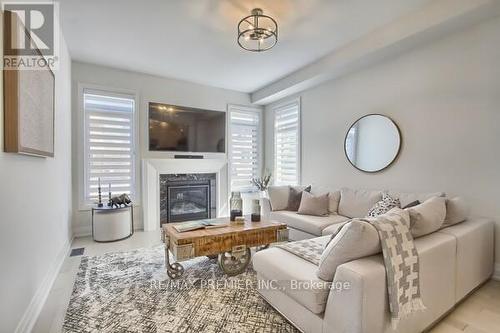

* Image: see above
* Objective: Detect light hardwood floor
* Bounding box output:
[33,231,500,333]
[430,280,500,333]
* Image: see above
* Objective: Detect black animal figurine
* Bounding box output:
[109,194,132,208]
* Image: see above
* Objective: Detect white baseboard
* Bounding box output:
[15,238,72,333]
[493,263,500,281]
[73,224,92,238]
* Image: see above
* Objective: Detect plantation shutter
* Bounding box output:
[229,107,261,192]
[274,99,300,185]
[84,90,136,203]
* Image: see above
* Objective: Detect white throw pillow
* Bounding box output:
[338,188,382,218]
[443,197,470,227]
[317,208,410,281]
[406,196,446,238]
[298,192,329,216]
[317,220,381,281]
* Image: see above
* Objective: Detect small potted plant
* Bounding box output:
[251,171,272,198]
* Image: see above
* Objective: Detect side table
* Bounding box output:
[91,205,134,242]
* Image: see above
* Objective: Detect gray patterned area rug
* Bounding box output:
[63,246,298,333]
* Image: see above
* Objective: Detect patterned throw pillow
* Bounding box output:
[366,193,401,217]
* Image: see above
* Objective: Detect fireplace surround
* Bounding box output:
[142,158,228,231]
[160,173,216,224]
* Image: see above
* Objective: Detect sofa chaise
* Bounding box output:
[254,187,494,333]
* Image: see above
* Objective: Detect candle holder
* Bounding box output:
[107,184,112,207]
[97,177,103,207]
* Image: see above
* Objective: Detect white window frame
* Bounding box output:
[78,83,140,210]
[227,104,263,193]
[272,97,301,186]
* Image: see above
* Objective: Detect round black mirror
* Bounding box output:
[344,114,401,173]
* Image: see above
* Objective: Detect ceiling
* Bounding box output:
[60,0,431,92]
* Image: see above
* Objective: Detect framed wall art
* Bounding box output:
[3,10,55,157]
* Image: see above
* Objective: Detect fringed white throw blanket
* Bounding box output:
[362,208,426,328]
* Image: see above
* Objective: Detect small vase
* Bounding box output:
[251,199,261,222]
[230,191,243,221]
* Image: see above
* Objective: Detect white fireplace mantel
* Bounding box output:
[142,158,229,231]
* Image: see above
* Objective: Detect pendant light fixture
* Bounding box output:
[237,8,278,52]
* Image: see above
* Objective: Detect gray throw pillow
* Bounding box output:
[287,185,311,211]
[402,200,420,209]
[298,192,329,216]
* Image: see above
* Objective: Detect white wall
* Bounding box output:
[71,62,250,235]
[0,12,73,333]
[265,17,500,264]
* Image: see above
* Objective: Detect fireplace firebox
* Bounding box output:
[160,173,216,224]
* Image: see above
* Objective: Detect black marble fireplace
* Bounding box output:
[159,173,216,224]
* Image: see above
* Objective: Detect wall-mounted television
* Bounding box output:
[149,102,226,153]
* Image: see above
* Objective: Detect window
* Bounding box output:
[228,105,262,192]
[83,89,136,204]
[273,98,301,185]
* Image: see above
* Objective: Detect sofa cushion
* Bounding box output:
[438,218,494,300]
[388,190,445,208]
[298,192,329,216]
[253,246,332,314]
[443,197,470,227]
[406,196,446,238]
[338,188,382,218]
[288,185,312,211]
[322,221,350,236]
[328,191,341,214]
[267,186,290,211]
[269,211,349,236]
[268,185,310,211]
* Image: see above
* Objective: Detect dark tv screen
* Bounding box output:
[149,102,226,153]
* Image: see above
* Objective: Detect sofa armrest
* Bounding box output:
[323,256,387,333]
[260,197,272,218]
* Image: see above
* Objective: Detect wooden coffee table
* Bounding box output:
[161,217,288,278]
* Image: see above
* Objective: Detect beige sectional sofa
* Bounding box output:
[254,187,495,333]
